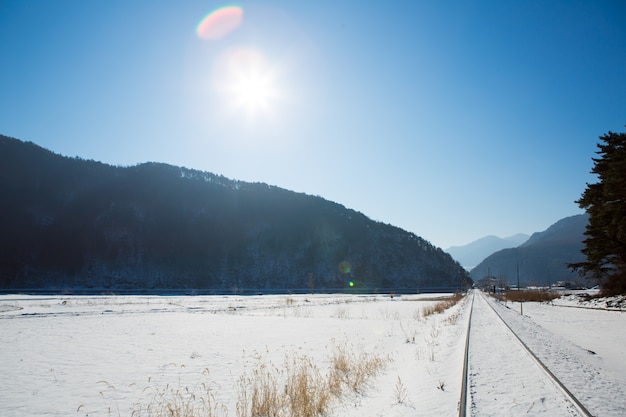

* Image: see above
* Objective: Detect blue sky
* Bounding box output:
[1,0,625,249]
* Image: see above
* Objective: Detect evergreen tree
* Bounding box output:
[570,130,626,294]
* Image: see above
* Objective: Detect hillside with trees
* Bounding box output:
[0,135,469,293]
[469,214,589,287]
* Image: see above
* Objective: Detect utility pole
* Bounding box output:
[548,268,551,291]
[517,262,523,315]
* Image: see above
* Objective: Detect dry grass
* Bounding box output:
[393,376,408,404]
[237,344,388,417]
[285,356,330,417]
[426,326,441,362]
[501,289,559,303]
[328,342,388,395]
[421,293,463,318]
[236,354,331,417]
[237,361,283,417]
[113,342,389,417]
[126,370,226,417]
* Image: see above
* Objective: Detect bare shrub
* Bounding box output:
[424,326,441,362]
[393,376,408,404]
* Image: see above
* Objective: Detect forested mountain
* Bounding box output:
[446,234,529,269]
[0,135,469,293]
[469,214,589,287]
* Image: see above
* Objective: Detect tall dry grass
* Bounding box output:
[328,342,387,395]
[421,293,464,318]
[102,342,389,417]
[122,369,227,417]
[501,289,559,303]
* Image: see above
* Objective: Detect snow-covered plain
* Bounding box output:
[1,291,625,416]
[0,293,467,417]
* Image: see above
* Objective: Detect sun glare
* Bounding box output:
[213,47,282,120]
[231,71,277,116]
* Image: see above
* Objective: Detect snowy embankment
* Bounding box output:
[468,293,582,416]
[0,293,468,417]
[552,292,626,311]
[483,293,626,416]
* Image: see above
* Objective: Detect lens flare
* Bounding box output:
[348,281,354,287]
[196,6,243,40]
[338,261,351,275]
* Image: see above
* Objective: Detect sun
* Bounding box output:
[213,47,281,120]
[230,68,277,117]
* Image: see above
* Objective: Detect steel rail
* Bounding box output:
[480,291,595,417]
[458,290,474,417]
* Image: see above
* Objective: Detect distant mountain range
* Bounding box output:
[469,214,589,287]
[0,135,469,293]
[446,234,529,269]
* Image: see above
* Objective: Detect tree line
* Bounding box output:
[570,129,626,295]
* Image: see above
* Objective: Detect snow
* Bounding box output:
[510,299,626,379]
[468,293,581,416]
[552,292,626,311]
[1,291,625,416]
[484,294,626,416]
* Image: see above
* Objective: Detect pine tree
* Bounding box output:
[570,130,626,294]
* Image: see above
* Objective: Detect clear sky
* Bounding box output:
[1,0,625,249]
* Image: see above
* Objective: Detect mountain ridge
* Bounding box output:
[446,233,529,269]
[0,134,469,293]
[469,214,589,287]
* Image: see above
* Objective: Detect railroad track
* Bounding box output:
[459,290,595,417]
[458,291,473,417]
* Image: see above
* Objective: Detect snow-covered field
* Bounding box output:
[1,291,624,416]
